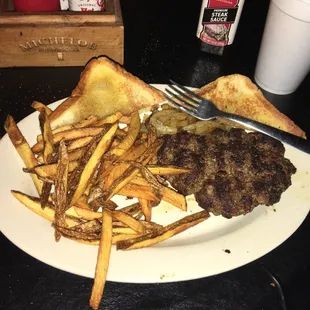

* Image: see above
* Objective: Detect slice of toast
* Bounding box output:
[196,74,306,138]
[49,57,305,138]
[49,57,165,129]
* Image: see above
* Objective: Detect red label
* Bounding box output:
[199,0,239,46]
[201,32,226,46]
[209,0,239,8]
[97,0,104,8]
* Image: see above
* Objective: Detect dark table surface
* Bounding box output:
[1,0,310,309]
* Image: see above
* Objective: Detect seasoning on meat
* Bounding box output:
[157,129,296,219]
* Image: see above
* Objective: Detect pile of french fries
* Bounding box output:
[4,101,209,310]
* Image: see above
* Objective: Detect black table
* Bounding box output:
[1,1,310,309]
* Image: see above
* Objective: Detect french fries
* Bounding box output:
[11,190,80,227]
[94,111,122,126]
[99,142,148,191]
[70,122,118,205]
[118,183,160,201]
[39,110,55,209]
[31,101,53,115]
[89,210,112,309]
[32,127,104,153]
[68,206,102,221]
[24,161,78,181]
[112,210,145,234]
[4,115,43,194]
[39,111,54,163]
[36,116,99,143]
[37,124,73,142]
[99,139,163,202]
[139,198,152,222]
[54,140,69,241]
[110,112,140,157]
[145,165,191,175]
[89,209,113,310]
[6,109,210,310]
[117,210,210,250]
[67,136,93,151]
[119,180,187,211]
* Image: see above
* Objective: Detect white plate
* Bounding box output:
[0,84,310,283]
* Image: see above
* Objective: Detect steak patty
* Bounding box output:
[157,129,296,218]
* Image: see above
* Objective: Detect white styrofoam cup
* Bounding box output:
[254,0,310,94]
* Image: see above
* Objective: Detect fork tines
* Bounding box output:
[164,80,201,112]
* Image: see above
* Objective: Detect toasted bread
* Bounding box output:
[50,57,305,138]
[49,57,165,129]
[196,74,306,138]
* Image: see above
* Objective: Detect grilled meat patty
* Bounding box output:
[157,129,296,218]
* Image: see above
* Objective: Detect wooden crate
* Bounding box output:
[0,0,124,67]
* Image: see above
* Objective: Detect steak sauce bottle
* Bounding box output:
[197,0,245,55]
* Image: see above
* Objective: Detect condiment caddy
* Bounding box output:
[0,0,123,67]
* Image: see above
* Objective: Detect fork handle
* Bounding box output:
[220,111,310,154]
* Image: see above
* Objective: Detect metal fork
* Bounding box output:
[164,80,310,154]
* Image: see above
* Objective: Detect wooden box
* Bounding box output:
[0,0,124,67]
